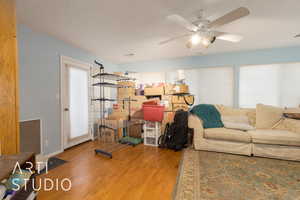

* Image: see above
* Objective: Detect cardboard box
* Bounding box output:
[131,96,147,109]
[118,81,135,88]
[117,95,147,112]
[161,95,173,112]
[96,119,124,140]
[173,84,189,94]
[102,119,124,129]
[144,86,164,96]
[108,110,128,120]
[173,103,189,111]
[171,96,186,104]
[171,95,194,105]
[128,122,143,138]
[118,88,135,98]
[103,129,115,143]
[131,110,143,120]
[164,84,175,95]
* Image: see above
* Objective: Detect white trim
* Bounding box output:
[60,55,93,152]
[60,55,92,70]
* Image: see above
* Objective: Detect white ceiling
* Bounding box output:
[16,0,300,64]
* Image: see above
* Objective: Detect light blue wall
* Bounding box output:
[119,46,300,72]
[17,24,119,155]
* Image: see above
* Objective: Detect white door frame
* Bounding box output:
[60,55,93,151]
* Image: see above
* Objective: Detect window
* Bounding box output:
[239,63,300,108]
[184,67,234,106]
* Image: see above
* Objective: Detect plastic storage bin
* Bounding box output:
[143,121,161,146]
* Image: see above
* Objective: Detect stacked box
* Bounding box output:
[164,84,175,95]
[171,95,186,104]
[131,96,147,109]
[173,104,189,111]
[173,84,189,94]
[161,95,173,111]
[144,86,164,96]
[118,88,135,99]
[118,81,135,88]
[128,122,143,138]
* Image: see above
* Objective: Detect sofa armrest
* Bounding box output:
[275,118,300,134]
[188,114,204,146]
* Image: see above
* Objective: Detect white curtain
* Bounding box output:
[239,63,300,108]
[184,67,234,106]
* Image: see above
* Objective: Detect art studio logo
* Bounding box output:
[12,161,72,192]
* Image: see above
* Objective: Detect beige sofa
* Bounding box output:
[188,104,300,161]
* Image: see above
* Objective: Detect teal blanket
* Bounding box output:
[190,104,224,129]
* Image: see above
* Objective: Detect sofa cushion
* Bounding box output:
[256,104,284,129]
[222,115,255,131]
[223,121,255,131]
[215,105,256,126]
[204,128,251,143]
[248,129,300,147]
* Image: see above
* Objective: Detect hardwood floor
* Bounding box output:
[37,141,182,200]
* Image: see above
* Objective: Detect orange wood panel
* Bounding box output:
[0,0,20,154]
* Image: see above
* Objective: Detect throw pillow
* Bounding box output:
[256,104,284,129]
[216,105,256,126]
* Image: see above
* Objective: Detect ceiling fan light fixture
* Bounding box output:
[201,37,211,47]
[190,34,202,45]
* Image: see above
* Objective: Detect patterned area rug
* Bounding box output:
[173,148,300,200]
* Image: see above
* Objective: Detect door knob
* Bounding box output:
[64,108,69,111]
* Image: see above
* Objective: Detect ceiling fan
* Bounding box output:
[159,7,250,49]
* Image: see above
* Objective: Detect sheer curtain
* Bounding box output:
[239,63,300,108]
[184,67,234,106]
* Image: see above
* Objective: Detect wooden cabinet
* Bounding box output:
[0,0,20,154]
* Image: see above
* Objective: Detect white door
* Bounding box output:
[61,58,91,149]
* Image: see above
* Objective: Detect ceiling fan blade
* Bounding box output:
[167,14,199,32]
[208,7,250,29]
[159,33,192,45]
[214,31,243,42]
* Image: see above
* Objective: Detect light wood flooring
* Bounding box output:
[37,141,182,200]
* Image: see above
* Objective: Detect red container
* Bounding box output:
[143,105,165,122]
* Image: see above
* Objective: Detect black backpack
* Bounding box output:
[158,110,189,151]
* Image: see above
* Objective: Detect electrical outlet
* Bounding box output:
[45,139,49,147]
